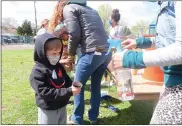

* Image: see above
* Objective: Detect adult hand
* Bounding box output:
[71,85,81,96]
[112,49,128,69]
[122,39,137,50]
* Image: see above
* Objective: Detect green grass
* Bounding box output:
[2,49,155,124]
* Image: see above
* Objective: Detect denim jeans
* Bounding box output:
[71,51,111,124]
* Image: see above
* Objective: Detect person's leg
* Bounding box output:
[88,52,112,122]
[58,106,67,124]
[88,64,107,121]
[150,84,182,124]
[101,71,109,85]
[71,53,99,124]
[71,52,111,124]
[107,69,115,86]
[38,108,59,125]
[104,71,108,81]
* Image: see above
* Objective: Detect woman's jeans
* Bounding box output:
[71,51,111,124]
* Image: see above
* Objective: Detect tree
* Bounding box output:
[123,26,131,36]
[17,20,33,43]
[33,29,37,36]
[2,17,18,28]
[17,26,23,35]
[131,20,149,37]
[2,17,18,34]
[97,4,112,33]
[17,20,33,36]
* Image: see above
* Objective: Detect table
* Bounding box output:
[132,74,163,100]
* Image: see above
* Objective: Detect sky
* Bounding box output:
[2,1,160,28]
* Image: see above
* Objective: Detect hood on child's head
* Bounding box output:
[34,33,63,66]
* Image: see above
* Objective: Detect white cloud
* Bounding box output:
[36,1,57,23]
[2,1,35,25]
[2,1,57,26]
[2,1,159,27]
[88,1,159,27]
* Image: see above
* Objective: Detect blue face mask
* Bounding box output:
[109,20,112,26]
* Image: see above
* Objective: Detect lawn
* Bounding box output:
[2,49,155,124]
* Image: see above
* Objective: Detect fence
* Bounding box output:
[1,35,35,44]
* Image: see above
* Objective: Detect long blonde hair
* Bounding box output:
[48,0,68,32]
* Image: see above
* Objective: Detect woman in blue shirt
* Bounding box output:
[112,1,182,124]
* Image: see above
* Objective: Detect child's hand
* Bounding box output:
[64,64,72,72]
[67,56,75,63]
[71,85,81,96]
[59,58,72,64]
[59,57,74,64]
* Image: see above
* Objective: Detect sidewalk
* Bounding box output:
[2,44,34,50]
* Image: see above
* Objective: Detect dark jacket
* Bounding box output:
[63,3,109,56]
[29,33,73,110]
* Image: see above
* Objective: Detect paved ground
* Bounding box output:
[2,44,34,50]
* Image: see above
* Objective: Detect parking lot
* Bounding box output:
[1,34,34,45]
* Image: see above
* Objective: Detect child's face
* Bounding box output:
[46,46,62,57]
[46,46,62,65]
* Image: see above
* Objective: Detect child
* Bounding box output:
[53,23,82,75]
[53,23,74,72]
[37,19,49,35]
[34,19,49,43]
[29,33,81,125]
